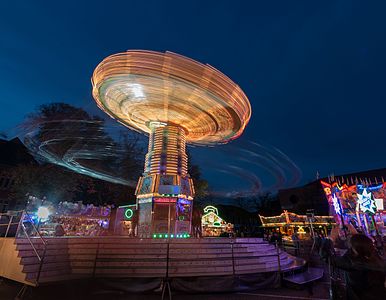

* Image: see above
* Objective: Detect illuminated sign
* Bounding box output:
[203,205,219,215]
[375,198,384,211]
[357,188,377,214]
[202,205,225,227]
[153,197,177,203]
[332,194,342,215]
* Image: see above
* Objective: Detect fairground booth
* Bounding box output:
[321,179,386,236]
[112,204,137,236]
[259,210,335,241]
[201,205,234,237]
[24,199,112,237]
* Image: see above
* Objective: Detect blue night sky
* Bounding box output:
[1,1,386,195]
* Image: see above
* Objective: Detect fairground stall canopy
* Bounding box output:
[321,179,386,235]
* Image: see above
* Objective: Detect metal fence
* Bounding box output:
[1,210,48,287]
[0,210,23,237]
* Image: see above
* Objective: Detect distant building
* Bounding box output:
[278,181,328,215]
[0,138,37,212]
[278,168,386,215]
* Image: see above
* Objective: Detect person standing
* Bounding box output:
[374,234,384,257]
[292,231,300,256]
[328,232,386,300]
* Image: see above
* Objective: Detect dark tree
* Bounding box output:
[116,130,145,182]
[11,164,78,204]
[187,152,209,201]
[255,192,281,216]
[231,192,281,215]
[18,102,145,206]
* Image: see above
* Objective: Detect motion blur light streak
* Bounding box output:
[193,140,302,197]
[21,119,141,187]
[18,118,300,197]
[91,50,251,145]
[16,50,300,201]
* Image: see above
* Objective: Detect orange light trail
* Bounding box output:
[91,50,251,145]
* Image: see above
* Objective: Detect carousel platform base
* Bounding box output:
[0,237,306,292]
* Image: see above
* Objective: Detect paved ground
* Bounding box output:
[0,277,330,300]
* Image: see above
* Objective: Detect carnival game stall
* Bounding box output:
[50,202,112,236]
[259,210,335,245]
[201,206,234,237]
[22,200,113,237]
[321,179,386,236]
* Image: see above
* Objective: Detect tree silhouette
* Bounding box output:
[15,102,145,206]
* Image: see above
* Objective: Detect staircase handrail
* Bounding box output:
[18,210,48,285]
[22,211,47,246]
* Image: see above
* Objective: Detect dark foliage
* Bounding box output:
[13,103,145,206]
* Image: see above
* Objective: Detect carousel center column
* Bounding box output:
[135,122,195,238]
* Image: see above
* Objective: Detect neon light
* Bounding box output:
[332,194,342,215]
[357,188,377,214]
[203,206,219,215]
[152,233,191,238]
[153,197,177,203]
[320,180,331,187]
[118,204,137,208]
[367,184,383,191]
[138,198,152,204]
[124,208,134,219]
[323,187,331,196]
[178,198,191,205]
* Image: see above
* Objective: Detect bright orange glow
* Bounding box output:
[91,50,251,145]
[144,125,187,176]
